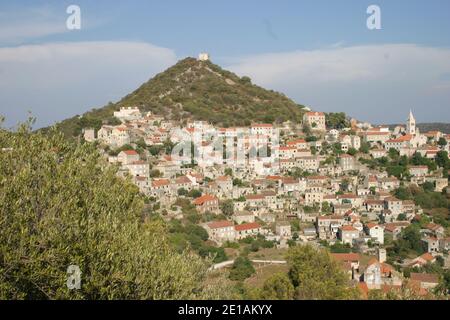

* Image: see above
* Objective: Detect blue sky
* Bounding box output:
[1,0,450,128]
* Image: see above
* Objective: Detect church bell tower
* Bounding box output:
[407,109,416,135]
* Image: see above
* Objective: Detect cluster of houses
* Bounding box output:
[332,249,441,297]
[82,106,449,295]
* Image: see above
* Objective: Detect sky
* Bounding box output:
[0,0,450,129]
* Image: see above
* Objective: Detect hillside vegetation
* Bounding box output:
[0,118,230,299]
[53,57,307,137]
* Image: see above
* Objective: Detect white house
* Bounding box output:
[365,223,384,244]
[303,111,326,131]
[113,107,142,122]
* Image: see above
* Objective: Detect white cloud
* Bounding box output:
[0,41,177,128]
[226,44,450,123]
[0,6,68,44]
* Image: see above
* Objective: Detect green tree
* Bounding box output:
[423,181,435,192]
[188,189,202,199]
[325,112,349,130]
[436,151,449,169]
[387,165,406,179]
[0,121,220,299]
[220,200,234,216]
[437,137,447,148]
[286,245,359,300]
[229,257,255,281]
[224,168,233,176]
[347,148,358,156]
[360,142,370,154]
[388,148,400,161]
[256,273,295,300]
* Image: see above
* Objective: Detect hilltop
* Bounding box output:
[386,123,450,134]
[53,57,307,137]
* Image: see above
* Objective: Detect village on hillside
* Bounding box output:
[82,95,450,297]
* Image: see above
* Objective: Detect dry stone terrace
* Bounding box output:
[82,106,450,297]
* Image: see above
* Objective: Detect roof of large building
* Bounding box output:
[234,222,261,232]
[151,179,170,187]
[305,111,325,116]
[193,194,218,205]
[410,273,439,283]
[121,150,138,155]
[207,220,234,229]
[331,253,360,262]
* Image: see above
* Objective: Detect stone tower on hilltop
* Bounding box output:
[198,53,210,61]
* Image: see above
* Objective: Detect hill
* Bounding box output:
[53,57,307,137]
[387,123,450,134]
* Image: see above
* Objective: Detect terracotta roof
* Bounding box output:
[338,193,359,199]
[193,194,218,205]
[266,175,283,181]
[305,111,325,116]
[318,215,344,220]
[207,220,234,229]
[245,194,265,200]
[426,223,443,231]
[234,222,261,232]
[282,177,297,184]
[331,253,360,262]
[152,179,170,187]
[307,175,327,180]
[384,222,409,232]
[279,146,297,151]
[341,225,358,232]
[419,253,435,262]
[365,200,384,205]
[386,134,413,143]
[122,150,138,155]
[175,176,191,184]
[410,273,439,284]
[251,123,273,128]
[216,175,232,182]
[364,132,390,136]
[287,139,306,145]
[409,165,428,169]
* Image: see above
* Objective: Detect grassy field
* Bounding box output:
[245,264,289,288]
[248,247,288,261]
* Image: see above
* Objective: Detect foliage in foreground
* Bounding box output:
[0,119,228,299]
[248,245,360,300]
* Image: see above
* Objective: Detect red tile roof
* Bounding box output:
[152,179,170,187]
[287,139,306,145]
[305,111,325,116]
[410,273,439,283]
[207,220,234,229]
[341,225,358,232]
[193,194,218,205]
[234,222,261,232]
[331,253,360,262]
[251,123,273,128]
[386,134,413,143]
[245,194,265,200]
[419,253,435,262]
[122,150,138,155]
